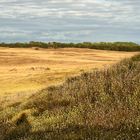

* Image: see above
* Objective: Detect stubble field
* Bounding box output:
[0,47,137,105]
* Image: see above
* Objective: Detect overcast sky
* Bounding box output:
[0,0,140,43]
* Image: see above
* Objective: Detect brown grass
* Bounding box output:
[0,47,137,106]
[1,54,140,140]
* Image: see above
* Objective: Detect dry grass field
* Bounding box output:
[0,47,140,140]
[0,47,137,104]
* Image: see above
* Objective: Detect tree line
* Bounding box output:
[0,41,140,51]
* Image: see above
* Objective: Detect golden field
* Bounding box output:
[0,47,137,103]
[0,46,140,140]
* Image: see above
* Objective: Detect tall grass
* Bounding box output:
[0,54,140,140]
[0,41,140,51]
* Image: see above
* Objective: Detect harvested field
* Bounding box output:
[0,47,137,103]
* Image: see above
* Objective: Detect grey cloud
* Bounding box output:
[0,0,139,42]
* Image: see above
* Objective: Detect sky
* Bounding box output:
[0,0,140,43]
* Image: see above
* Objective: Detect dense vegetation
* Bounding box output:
[0,41,140,51]
[0,54,140,140]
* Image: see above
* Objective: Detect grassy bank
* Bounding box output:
[0,42,140,51]
[0,54,140,140]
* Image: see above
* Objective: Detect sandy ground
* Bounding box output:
[0,47,137,105]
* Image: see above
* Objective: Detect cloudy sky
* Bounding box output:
[0,0,140,43]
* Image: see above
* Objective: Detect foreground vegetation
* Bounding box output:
[0,53,140,140]
[0,41,140,51]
